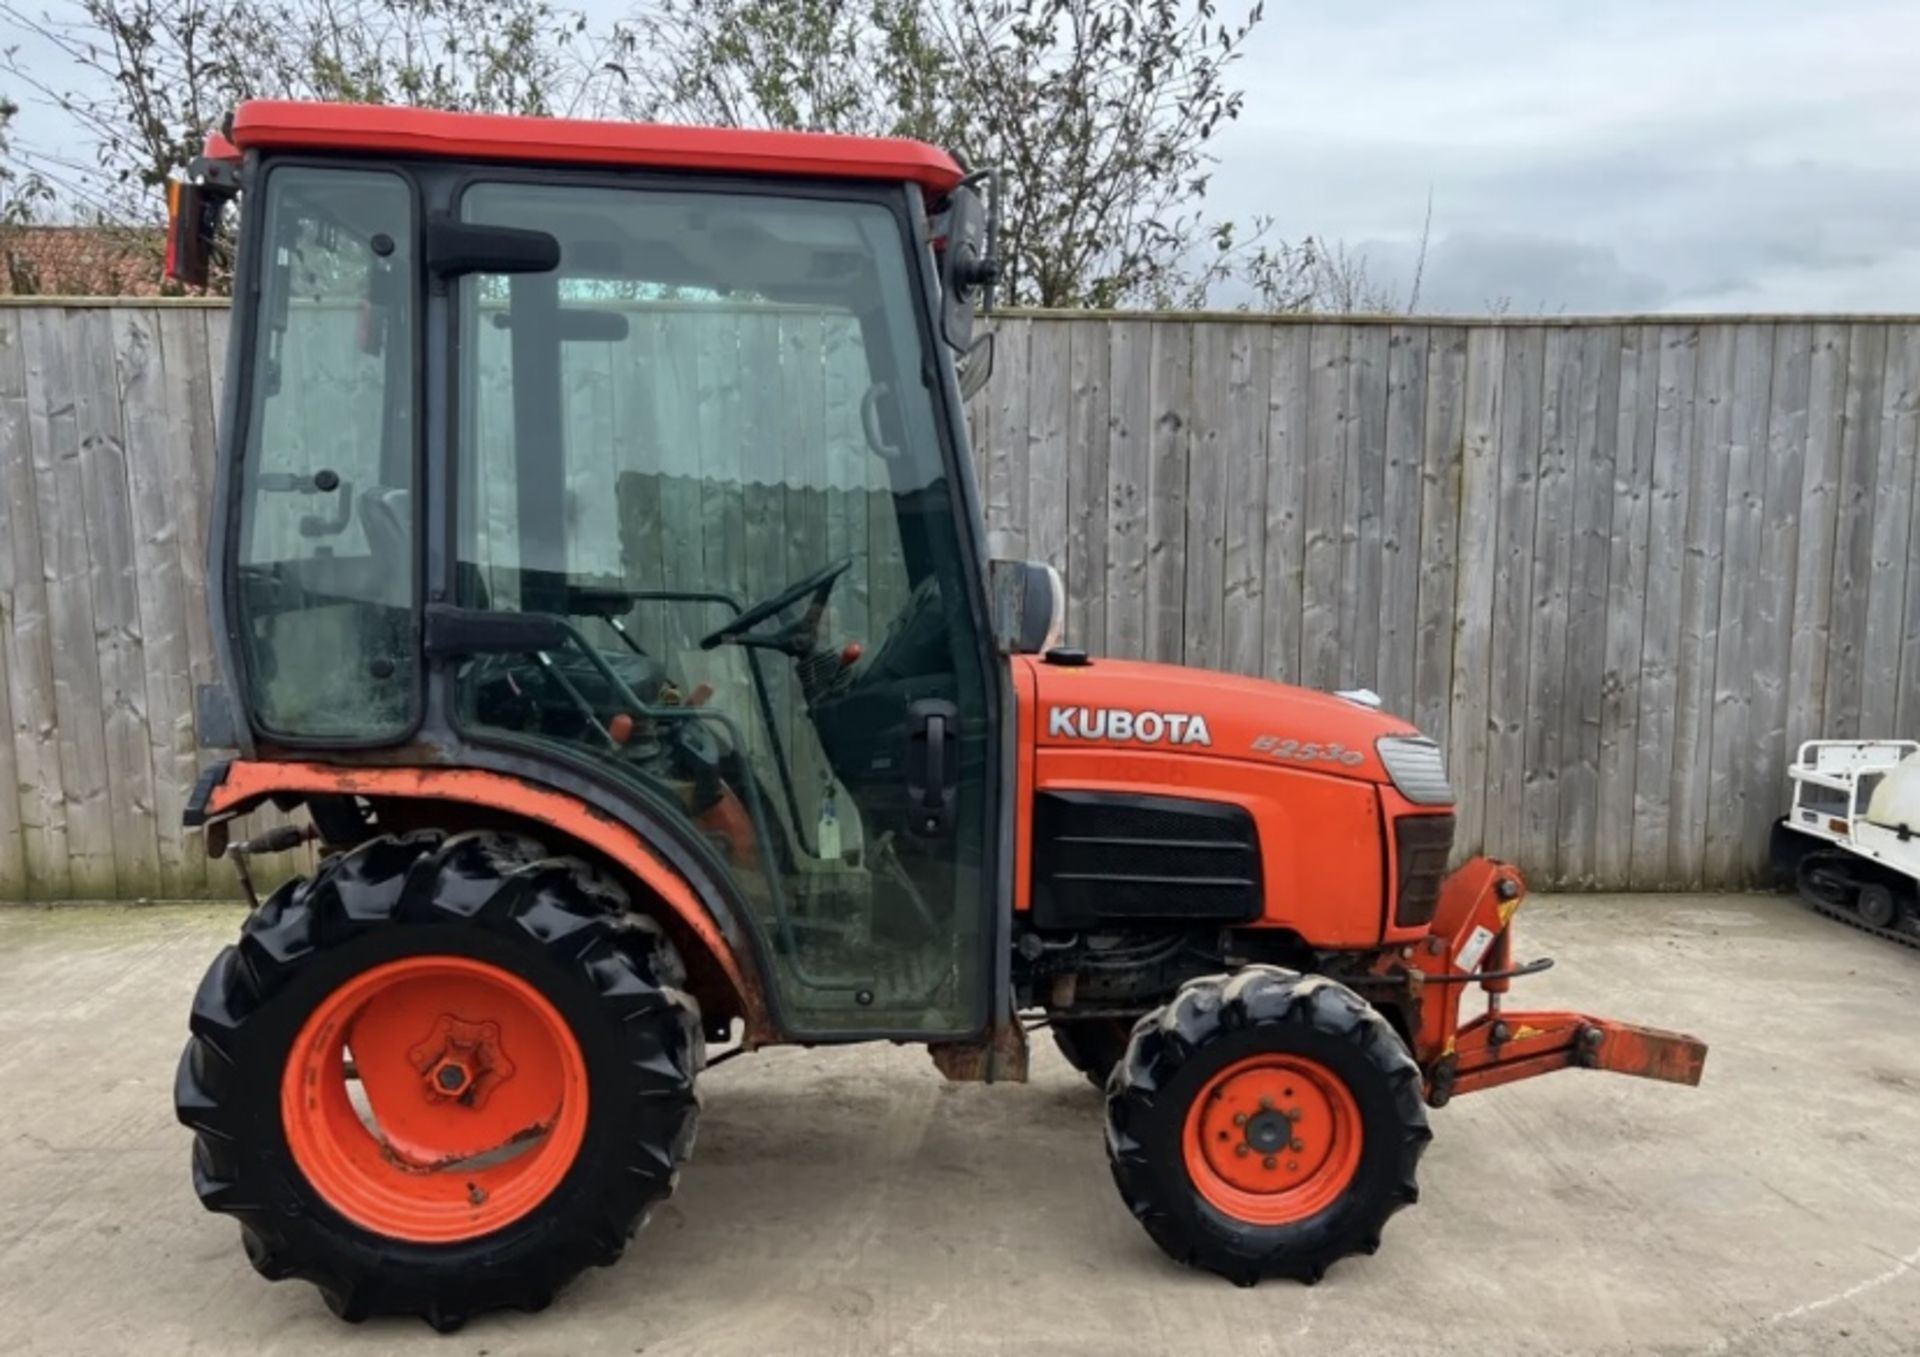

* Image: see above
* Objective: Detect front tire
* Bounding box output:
[1106,968,1429,1286]
[174,831,703,1330]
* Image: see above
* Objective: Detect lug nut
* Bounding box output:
[1290,1138,1305,1152]
[1263,1155,1277,1169]
[1235,1144,1249,1157]
[1259,1095,1274,1110]
[1287,1161,1298,1171]
[1233,1112,1247,1126]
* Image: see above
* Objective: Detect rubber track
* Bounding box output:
[1801,892,1920,951]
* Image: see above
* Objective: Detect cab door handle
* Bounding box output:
[907,698,958,838]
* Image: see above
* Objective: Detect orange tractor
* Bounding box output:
[168,101,1706,1330]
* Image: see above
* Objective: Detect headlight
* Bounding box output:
[1376,735,1453,805]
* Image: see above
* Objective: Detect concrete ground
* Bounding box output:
[0,894,1916,1356]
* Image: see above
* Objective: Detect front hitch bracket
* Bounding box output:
[1395,856,1708,1105]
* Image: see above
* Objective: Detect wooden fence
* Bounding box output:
[1,301,1916,898]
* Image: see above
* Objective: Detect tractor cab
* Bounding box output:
[177,104,1011,1037]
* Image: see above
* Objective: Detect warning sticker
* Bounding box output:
[1454,925,1497,973]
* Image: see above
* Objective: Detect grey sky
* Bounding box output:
[1210,0,1920,313]
[7,0,1919,314]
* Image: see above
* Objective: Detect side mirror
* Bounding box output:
[164,180,226,287]
[989,559,1065,655]
[936,184,991,351]
[956,330,995,401]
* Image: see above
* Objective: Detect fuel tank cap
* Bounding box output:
[1043,646,1091,666]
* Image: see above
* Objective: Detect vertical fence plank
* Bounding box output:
[1554,326,1622,886]
[1183,323,1230,670]
[1446,328,1503,858]
[1378,326,1429,716]
[1485,326,1544,862]
[1339,325,1390,692]
[1300,324,1350,690]
[1219,324,1270,679]
[1785,324,1848,759]
[168,308,223,892]
[0,314,27,897]
[1746,323,1813,882]
[983,318,1030,560]
[1145,322,1192,664]
[1823,324,1886,738]
[1861,323,1920,736]
[1596,325,1659,888]
[1261,327,1312,685]
[1668,325,1737,887]
[1904,327,1920,736]
[1063,319,1110,652]
[1520,328,1578,880]
[1703,324,1774,887]
[1630,325,1699,888]
[1103,320,1153,660]
[1413,326,1467,751]
[1026,321,1071,582]
[3,310,72,899]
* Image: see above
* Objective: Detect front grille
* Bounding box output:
[1031,791,1261,930]
[1394,814,1455,928]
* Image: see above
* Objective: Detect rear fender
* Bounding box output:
[194,759,771,1040]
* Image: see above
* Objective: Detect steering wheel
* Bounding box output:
[699,557,854,654]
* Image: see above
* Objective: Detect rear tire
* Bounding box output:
[1051,1018,1135,1090]
[174,831,703,1330]
[1106,967,1429,1286]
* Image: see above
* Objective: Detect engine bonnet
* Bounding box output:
[1020,654,1424,785]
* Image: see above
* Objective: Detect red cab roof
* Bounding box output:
[229,101,964,195]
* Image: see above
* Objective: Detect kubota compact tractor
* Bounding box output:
[166,101,1707,1331]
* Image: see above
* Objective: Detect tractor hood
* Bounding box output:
[1016,654,1427,787]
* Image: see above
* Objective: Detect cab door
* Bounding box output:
[442,174,999,1037]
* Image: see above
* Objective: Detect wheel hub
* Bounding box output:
[407,1016,515,1109]
[1184,1053,1363,1225]
[1243,1108,1293,1155]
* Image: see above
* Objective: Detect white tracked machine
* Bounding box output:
[1773,739,1920,947]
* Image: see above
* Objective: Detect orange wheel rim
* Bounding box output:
[281,955,588,1244]
[1183,1054,1362,1226]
